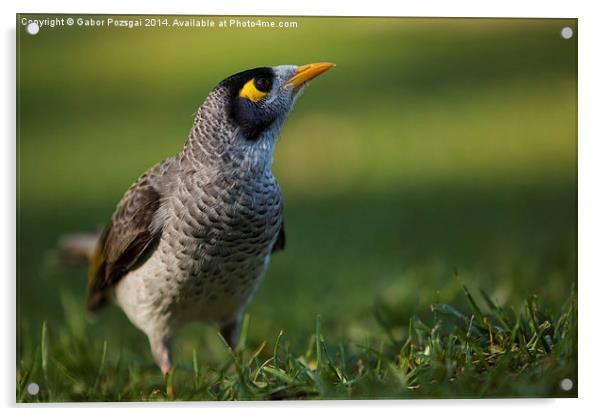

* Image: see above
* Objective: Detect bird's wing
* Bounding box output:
[87,160,172,312]
[271,222,285,253]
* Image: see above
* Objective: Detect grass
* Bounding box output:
[16,16,577,401]
[16,284,577,401]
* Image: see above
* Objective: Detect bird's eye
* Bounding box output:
[239,77,271,102]
[254,76,271,92]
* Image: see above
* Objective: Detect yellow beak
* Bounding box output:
[285,62,336,91]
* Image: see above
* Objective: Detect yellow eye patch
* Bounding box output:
[239,78,268,102]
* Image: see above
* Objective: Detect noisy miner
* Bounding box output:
[70,63,335,387]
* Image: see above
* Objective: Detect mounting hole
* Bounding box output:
[26,382,40,395]
[26,22,40,35]
[560,26,573,39]
[560,378,573,391]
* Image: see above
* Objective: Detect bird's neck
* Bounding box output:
[181,90,283,178]
[182,119,277,179]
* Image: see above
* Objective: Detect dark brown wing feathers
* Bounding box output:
[87,178,163,313]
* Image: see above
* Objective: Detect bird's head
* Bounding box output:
[187,63,335,170]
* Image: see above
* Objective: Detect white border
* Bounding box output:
[3,0,585,17]
[3,1,601,415]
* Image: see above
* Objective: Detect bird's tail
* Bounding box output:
[58,232,101,267]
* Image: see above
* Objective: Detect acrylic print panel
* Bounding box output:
[16,15,577,402]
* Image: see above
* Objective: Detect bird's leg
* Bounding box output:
[148,333,175,399]
[219,315,242,350]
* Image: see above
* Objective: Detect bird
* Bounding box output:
[62,62,335,391]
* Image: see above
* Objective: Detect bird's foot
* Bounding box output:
[162,367,176,400]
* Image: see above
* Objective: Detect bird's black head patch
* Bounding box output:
[220,67,278,140]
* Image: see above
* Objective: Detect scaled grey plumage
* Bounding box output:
[84,63,335,377]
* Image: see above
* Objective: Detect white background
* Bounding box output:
[2,0,600,414]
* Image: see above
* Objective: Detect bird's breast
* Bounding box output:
[153,172,282,323]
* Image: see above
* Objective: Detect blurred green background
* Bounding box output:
[17,16,576,378]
